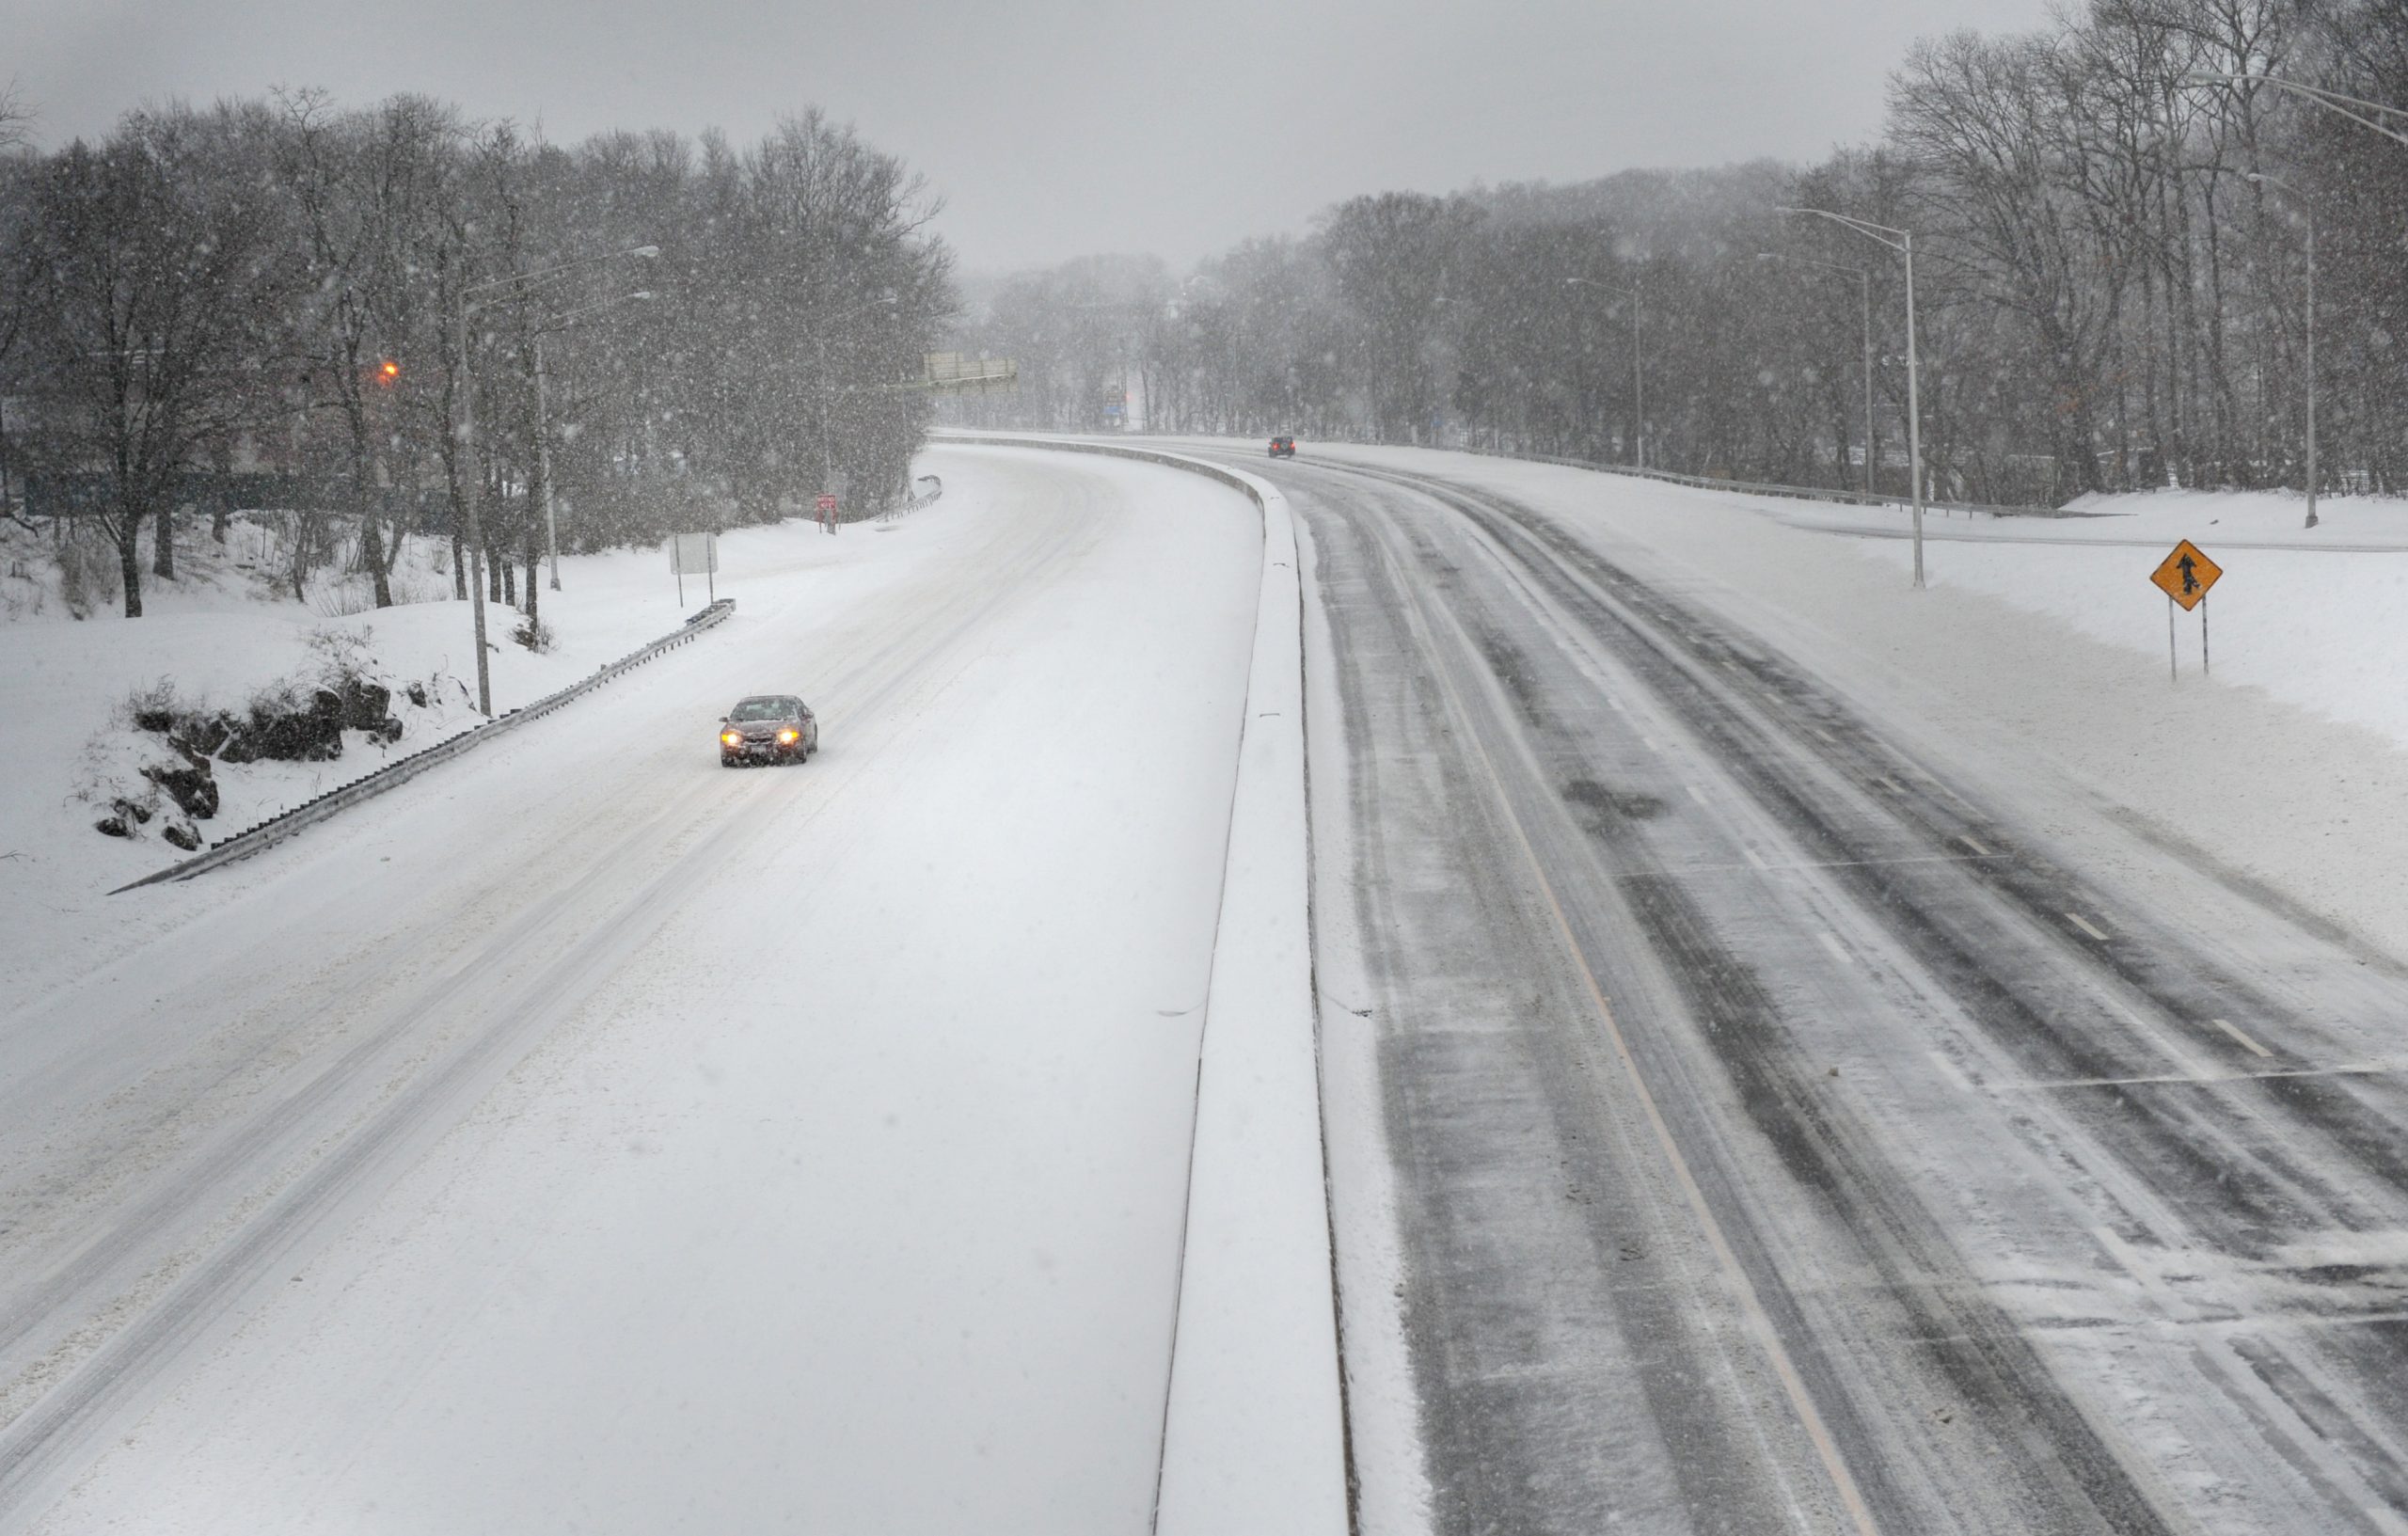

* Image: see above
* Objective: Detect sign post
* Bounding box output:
[2147,539,2222,682]
[672,531,719,606]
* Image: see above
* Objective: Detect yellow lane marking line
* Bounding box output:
[2066,911,2112,942]
[2212,1019,2274,1058]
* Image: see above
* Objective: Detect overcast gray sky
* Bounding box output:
[14,0,2056,275]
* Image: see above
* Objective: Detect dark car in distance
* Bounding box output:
[719,694,818,766]
[1269,435,1296,458]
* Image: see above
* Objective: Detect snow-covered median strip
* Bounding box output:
[942,434,1349,1535]
[113,599,736,893]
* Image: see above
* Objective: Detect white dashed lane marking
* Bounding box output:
[2066,911,2112,942]
[2212,1018,2274,1058]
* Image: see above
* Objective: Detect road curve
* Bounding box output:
[0,447,1261,1534]
[1182,445,2408,1536]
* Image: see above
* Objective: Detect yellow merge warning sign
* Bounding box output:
[2149,539,2222,611]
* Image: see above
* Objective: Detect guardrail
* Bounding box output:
[878,475,943,524]
[940,429,2106,520]
[1408,443,2114,520]
[113,598,737,894]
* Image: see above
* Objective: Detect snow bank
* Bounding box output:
[943,435,1348,1536]
[1851,525,2408,752]
[1775,483,2408,550]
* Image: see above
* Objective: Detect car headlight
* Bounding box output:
[721,731,742,746]
[778,728,799,743]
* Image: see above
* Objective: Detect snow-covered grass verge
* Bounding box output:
[1849,503,2408,755]
[1778,483,2408,549]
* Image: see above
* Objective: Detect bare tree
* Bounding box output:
[18,105,287,615]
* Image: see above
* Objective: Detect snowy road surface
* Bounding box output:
[1149,439,2408,1535]
[0,447,1259,1533]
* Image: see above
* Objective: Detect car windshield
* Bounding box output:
[729,700,789,721]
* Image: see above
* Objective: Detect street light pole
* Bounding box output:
[452,299,494,717]
[532,332,559,590]
[452,245,657,713]
[1566,277,1645,469]
[1779,207,1926,588]
[2183,71,2408,530]
[2248,172,2319,530]
[1860,268,1875,497]
[531,289,656,590]
[1756,251,1875,496]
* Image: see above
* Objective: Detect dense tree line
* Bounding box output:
[947,0,2405,511]
[0,91,954,617]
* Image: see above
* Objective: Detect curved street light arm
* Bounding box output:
[1775,206,1909,253]
[536,290,657,333]
[466,245,662,309]
[1756,251,1864,278]
[2179,71,2408,150]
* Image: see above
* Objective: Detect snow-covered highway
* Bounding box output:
[0,447,1260,1533]
[1163,440,2408,1535]
[21,429,2408,1535]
